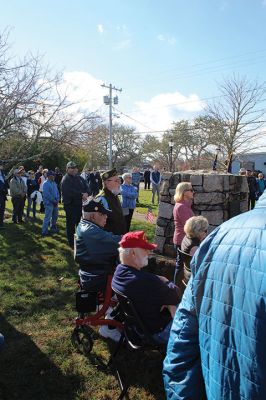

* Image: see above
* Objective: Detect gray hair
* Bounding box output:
[122,172,132,180]
[184,216,209,239]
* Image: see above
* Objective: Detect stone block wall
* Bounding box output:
[155,171,249,257]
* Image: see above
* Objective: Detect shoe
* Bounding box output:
[98,325,121,342]
[41,232,49,237]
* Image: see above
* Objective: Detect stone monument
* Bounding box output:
[155,170,249,257]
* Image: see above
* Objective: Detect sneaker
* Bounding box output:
[98,325,121,342]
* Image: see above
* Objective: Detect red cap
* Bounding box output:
[119,231,157,250]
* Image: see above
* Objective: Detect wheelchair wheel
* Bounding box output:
[71,325,94,354]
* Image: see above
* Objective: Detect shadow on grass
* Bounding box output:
[78,331,166,400]
[0,316,82,400]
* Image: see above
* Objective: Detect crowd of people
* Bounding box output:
[1,160,266,398]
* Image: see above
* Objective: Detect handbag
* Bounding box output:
[75,290,97,313]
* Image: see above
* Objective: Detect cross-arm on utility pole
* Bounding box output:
[101,83,122,169]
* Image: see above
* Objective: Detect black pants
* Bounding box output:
[144,180,150,190]
[0,194,6,226]
[12,196,25,223]
[248,195,256,210]
[64,204,82,247]
[124,209,134,232]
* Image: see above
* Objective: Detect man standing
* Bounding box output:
[9,168,27,224]
[144,168,151,190]
[151,165,161,204]
[97,168,127,235]
[61,161,89,248]
[131,167,141,202]
[112,231,181,343]
[246,169,258,210]
[54,167,63,202]
[163,192,266,400]
[89,169,101,196]
[41,171,60,236]
[0,161,8,228]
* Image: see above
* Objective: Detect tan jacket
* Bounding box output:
[9,176,27,197]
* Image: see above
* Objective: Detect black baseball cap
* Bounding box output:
[82,198,112,215]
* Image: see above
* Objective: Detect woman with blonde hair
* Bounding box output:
[173,182,194,247]
[181,216,209,256]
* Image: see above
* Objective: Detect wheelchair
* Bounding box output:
[71,274,123,355]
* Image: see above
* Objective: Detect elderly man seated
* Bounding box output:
[75,197,122,340]
[112,231,181,344]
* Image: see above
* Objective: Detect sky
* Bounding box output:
[1,0,266,142]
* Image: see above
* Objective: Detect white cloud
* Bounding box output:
[157,34,176,46]
[58,71,105,114]
[97,24,104,34]
[120,92,205,132]
[56,71,204,132]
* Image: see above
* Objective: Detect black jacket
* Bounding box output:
[61,174,89,206]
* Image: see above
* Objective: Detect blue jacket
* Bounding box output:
[75,219,121,273]
[42,179,60,206]
[163,192,266,400]
[120,184,138,209]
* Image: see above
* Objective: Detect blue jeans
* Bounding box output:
[27,196,36,217]
[42,204,58,234]
[152,320,173,344]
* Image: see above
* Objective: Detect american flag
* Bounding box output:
[145,207,155,224]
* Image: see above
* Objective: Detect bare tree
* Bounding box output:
[0,30,102,170]
[206,75,266,160]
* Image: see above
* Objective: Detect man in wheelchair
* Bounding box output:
[75,197,122,341]
[75,197,121,295]
[112,231,181,344]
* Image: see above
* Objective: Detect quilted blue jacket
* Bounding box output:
[163,193,266,400]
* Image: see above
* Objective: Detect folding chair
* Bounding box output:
[109,288,165,400]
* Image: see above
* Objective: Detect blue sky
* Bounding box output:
[1,0,266,136]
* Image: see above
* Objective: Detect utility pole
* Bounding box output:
[101,83,122,169]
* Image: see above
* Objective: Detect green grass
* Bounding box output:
[136,188,159,216]
[0,196,163,400]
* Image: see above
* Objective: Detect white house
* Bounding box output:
[231,152,266,175]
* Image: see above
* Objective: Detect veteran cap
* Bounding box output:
[82,197,112,215]
[101,168,118,181]
[66,161,78,169]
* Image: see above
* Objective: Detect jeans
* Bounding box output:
[0,193,6,226]
[152,183,160,204]
[12,196,25,222]
[27,196,36,218]
[42,204,58,234]
[64,204,82,247]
